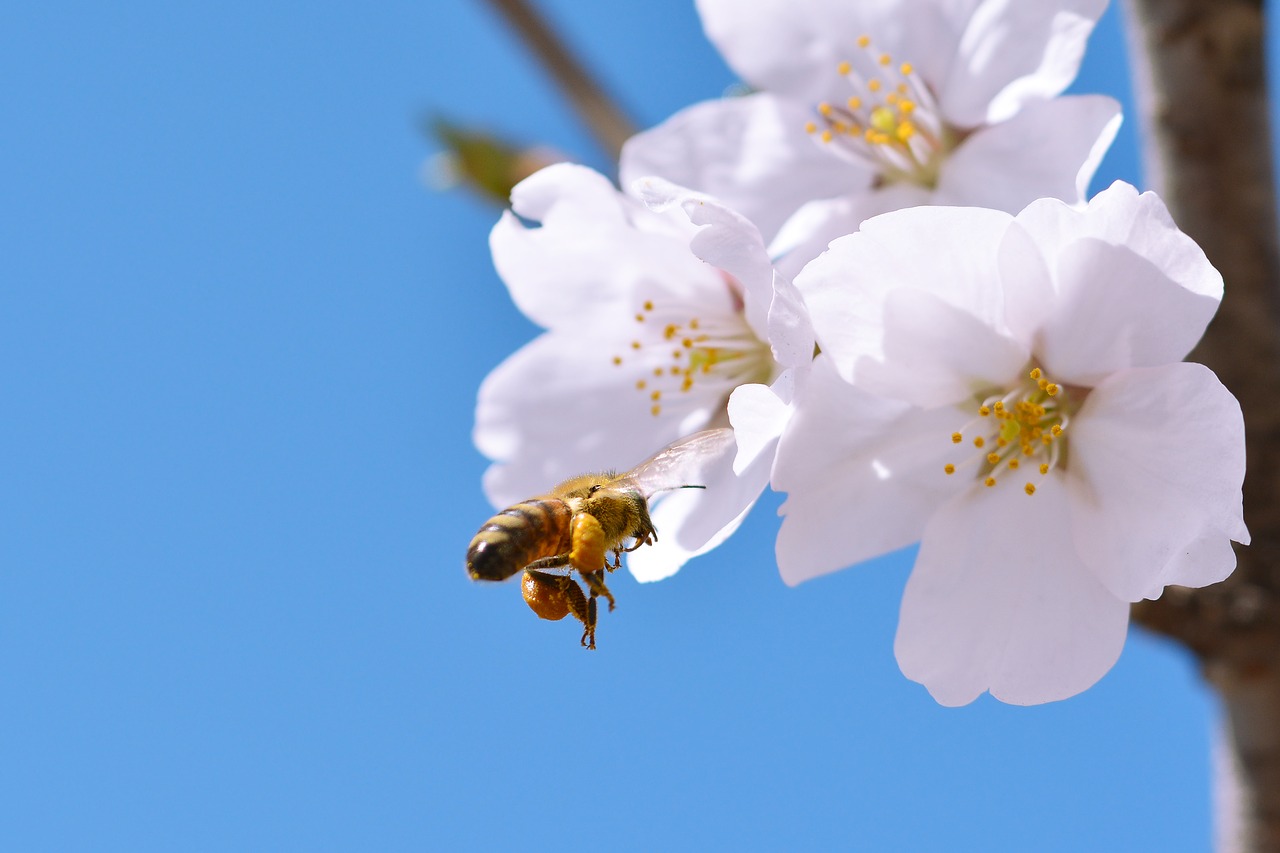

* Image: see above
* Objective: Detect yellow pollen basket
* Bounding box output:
[944,368,1070,495]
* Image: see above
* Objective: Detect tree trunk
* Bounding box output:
[1123,1,1280,850]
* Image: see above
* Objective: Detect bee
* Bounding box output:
[466,428,736,649]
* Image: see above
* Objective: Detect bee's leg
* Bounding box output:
[581,569,616,612]
[525,554,570,572]
[581,595,598,650]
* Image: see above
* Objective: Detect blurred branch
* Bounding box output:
[1123,1,1280,850]
[480,0,637,160]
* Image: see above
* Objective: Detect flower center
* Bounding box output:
[803,35,951,189]
[610,290,774,418]
[944,368,1074,496]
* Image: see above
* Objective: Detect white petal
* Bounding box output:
[1037,238,1223,384]
[772,355,966,584]
[770,184,931,277]
[634,175,777,340]
[895,475,1130,706]
[796,206,1027,406]
[936,95,1122,212]
[1015,182,1224,304]
[727,375,795,476]
[1067,362,1248,602]
[490,165,719,331]
[941,0,1107,126]
[621,93,870,243]
[475,333,714,506]
[627,436,769,582]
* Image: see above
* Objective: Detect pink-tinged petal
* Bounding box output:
[773,355,966,584]
[475,333,714,506]
[491,165,717,331]
[1037,238,1222,384]
[1067,362,1248,602]
[627,436,769,582]
[796,206,1027,406]
[635,176,776,338]
[941,0,1107,126]
[895,475,1130,706]
[936,95,1122,211]
[622,94,869,243]
[1015,182,1224,305]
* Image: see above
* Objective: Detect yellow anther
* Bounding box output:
[896,123,915,142]
[857,35,871,48]
[878,53,891,66]
[653,368,663,377]
[631,341,642,350]
[1029,368,1042,380]
[682,338,693,348]
[1046,384,1059,396]
[987,452,1000,465]
[689,318,699,330]
[681,377,693,392]
[868,79,882,93]
[612,356,622,366]
[804,121,817,134]
[993,401,1005,412]
[1024,483,1036,496]
[1051,424,1063,437]
[979,406,991,416]
[951,432,963,444]
[1039,463,1050,475]
[650,390,661,401]
[837,61,852,75]
[643,300,654,311]
[821,130,833,143]
[900,62,913,75]
[818,102,833,116]
[636,380,646,390]
[1037,378,1048,390]
[1008,459,1020,470]
[847,96,862,110]
[670,366,680,375]
[944,464,956,475]
[635,314,645,322]
[974,436,985,448]
[650,405,661,416]
[984,477,996,488]
[899,100,915,114]
[663,324,678,340]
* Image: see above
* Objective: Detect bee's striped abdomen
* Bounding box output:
[466,499,574,581]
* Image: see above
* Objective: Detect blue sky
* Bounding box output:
[0,1,1241,849]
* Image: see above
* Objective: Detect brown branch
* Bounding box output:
[479,0,637,160]
[1123,0,1280,850]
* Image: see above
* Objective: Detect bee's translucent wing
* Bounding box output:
[613,428,737,497]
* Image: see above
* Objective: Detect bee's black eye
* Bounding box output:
[588,484,601,495]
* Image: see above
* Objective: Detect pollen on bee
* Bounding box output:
[1024,483,1036,496]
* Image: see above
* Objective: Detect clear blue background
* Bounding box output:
[0,1,1252,849]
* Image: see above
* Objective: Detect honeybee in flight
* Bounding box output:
[466,428,736,649]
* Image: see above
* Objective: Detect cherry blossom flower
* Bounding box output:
[475,163,813,581]
[621,0,1121,270]
[767,181,1247,705]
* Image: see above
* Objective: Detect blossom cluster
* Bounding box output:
[472,0,1247,705]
